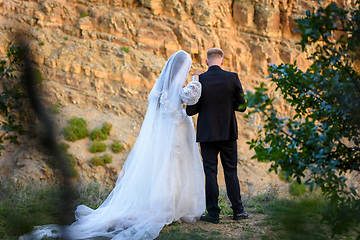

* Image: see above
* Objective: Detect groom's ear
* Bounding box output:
[205,60,209,66]
[221,59,224,66]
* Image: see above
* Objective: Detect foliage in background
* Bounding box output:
[111,140,124,153]
[243,2,360,237]
[101,122,112,135]
[89,141,107,153]
[120,47,129,53]
[64,117,88,142]
[0,45,28,155]
[289,180,306,196]
[89,122,112,141]
[89,128,107,141]
[0,180,111,239]
[90,154,113,166]
[48,103,60,114]
[0,180,63,239]
[48,142,78,177]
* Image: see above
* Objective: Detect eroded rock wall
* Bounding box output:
[0,0,356,186]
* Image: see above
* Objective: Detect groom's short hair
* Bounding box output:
[207,48,224,60]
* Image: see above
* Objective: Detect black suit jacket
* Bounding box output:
[186,65,246,142]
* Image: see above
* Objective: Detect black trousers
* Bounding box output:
[200,140,244,218]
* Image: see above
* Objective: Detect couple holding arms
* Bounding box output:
[22,48,247,240]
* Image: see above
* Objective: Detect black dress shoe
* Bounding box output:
[200,214,220,224]
[233,211,249,220]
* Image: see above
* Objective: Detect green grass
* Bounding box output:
[289,180,306,196]
[218,193,233,215]
[1,181,357,240]
[0,180,111,239]
[0,180,63,239]
[64,117,88,142]
[261,194,333,240]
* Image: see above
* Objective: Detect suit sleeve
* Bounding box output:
[233,74,246,112]
[186,102,199,116]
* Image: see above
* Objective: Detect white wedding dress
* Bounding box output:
[20,50,205,240]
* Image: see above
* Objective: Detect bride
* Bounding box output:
[21,50,205,240]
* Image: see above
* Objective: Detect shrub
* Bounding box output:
[101,154,112,164]
[89,141,106,153]
[49,103,60,114]
[47,142,78,177]
[121,46,129,53]
[101,122,112,135]
[278,170,293,183]
[289,180,306,196]
[81,13,88,17]
[90,128,107,141]
[58,142,70,151]
[90,156,103,166]
[38,41,45,46]
[111,140,123,153]
[90,154,112,166]
[64,117,88,142]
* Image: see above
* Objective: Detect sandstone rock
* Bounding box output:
[33,10,45,20]
[140,0,163,14]
[254,1,281,38]
[93,67,108,79]
[233,1,255,28]
[122,70,143,86]
[78,16,93,30]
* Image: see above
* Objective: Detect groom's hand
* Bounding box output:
[193,70,202,76]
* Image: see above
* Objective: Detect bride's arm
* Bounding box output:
[180,75,202,106]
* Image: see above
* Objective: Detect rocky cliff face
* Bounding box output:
[0,0,356,189]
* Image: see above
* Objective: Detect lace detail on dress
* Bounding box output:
[180,81,202,106]
[149,90,187,124]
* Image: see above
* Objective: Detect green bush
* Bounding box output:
[101,154,112,164]
[90,128,107,141]
[101,122,112,135]
[58,142,70,151]
[278,170,293,183]
[289,180,306,196]
[111,140,123,153]
[81,13,88,17]
[49,103,60,114]
[121,46,129,53]
[90,154,112,166]
[64,117,88,142]
[90,156,103,166]
[47,142,78,177]
[89,141,106,153]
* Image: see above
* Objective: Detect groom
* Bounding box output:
[186,48,248,223]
